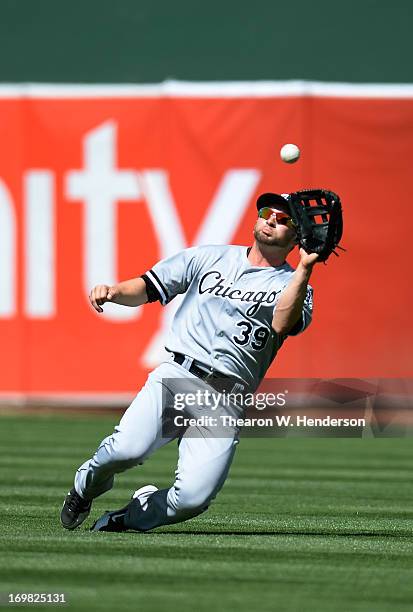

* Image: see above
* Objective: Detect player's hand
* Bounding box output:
[298,248,319,271]
[89,284,118,313]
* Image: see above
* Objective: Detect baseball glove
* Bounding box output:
[287,189,344,262]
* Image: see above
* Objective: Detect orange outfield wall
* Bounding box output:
[0,84,411,398]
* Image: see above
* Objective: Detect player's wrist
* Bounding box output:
[296,262,314,279]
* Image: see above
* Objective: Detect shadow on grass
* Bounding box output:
[116,529,413,538]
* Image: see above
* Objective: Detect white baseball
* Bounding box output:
[280,143,300,164]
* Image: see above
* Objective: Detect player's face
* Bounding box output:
[254,207,297,248]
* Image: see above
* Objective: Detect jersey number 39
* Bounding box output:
[233,320,270,351]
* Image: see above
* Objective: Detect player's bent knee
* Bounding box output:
[107,437,149,466]
[173,483,216,513]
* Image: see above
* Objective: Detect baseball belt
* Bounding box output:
[171,352,245,394]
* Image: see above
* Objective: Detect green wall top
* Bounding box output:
[0,0,411,83]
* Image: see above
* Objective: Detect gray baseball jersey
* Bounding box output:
[73,245,313,532]
[143,245,313,391]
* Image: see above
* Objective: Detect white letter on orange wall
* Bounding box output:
[0,179,16,317]
[24,171,55,318]
[66,122,142,321]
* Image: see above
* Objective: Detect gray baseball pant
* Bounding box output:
[74,360,240,530]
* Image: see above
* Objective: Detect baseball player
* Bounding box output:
[61,192,318,532]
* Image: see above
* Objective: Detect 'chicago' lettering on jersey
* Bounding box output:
[199,270,282,316]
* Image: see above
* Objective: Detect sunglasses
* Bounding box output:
[258,207,295,228]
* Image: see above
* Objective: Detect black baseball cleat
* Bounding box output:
[61,487,92,530]
[90,509,127,532]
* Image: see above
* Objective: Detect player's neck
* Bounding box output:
[248,242,288,267]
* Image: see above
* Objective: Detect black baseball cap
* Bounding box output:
[256,192,290,212]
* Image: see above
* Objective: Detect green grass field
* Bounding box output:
[0,412,412,611]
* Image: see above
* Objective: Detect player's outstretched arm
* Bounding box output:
[89,278,148,313]
[272,249,318,335]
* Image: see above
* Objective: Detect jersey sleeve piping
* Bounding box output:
[140,273,162,303]
[287,313,307,336]
[145,269,169,305]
